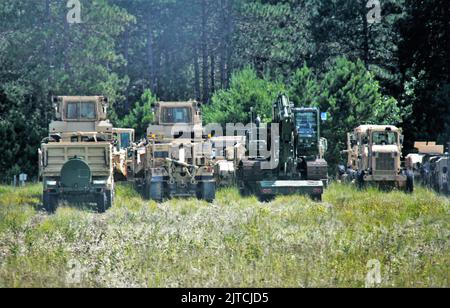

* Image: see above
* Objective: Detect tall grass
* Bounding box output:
[0,183,448,287]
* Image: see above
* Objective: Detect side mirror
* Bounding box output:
[400,135,405,145]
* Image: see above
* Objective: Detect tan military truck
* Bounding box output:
[341,125,413,192]
[406,141,449,195]
[138,101,216,202]
[38,96,114,212]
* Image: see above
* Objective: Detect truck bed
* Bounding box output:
[40,142,112,177]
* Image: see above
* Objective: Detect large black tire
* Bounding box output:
[356,171,365,190]
[258,195,275,203]
[96,193,107,213]
[311,194,323,202]
[441,182,448,195]
[43,192,58,213]
[149,181,163,202]
[406,170,414,194]
[105,190,114,211]
[201,182,216,202]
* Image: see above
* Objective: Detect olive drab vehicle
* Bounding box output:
[136,101,216,202]
[340,125,414,192]
[237,94,329,201]
[38,96,114,212]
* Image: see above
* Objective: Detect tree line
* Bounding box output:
[0,0,449,180]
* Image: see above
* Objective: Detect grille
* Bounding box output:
[375,153,395,171]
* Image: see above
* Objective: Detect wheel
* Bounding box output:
[442,183,449,195]
[43,192,58,213]
[96,193,107,213]
[405,170,414,194]
[356,171,365,189]
[149,181,163,202]
[105,190,114,210]
[258,194,275,203]
[201,182,216,202]
[311,194,323,202]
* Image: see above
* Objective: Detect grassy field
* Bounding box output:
[0,183,448,288]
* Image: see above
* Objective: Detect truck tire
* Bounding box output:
[201,182,216,202]
[105,190,114,210]
[96,193,107,213]
[406,170,414,194]
[356,171,365,189]
[149,182,163,202]
[442,183,448,195]
[311,194,323,202]
[43,192,58,213]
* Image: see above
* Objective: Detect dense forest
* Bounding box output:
[0,0,449,181]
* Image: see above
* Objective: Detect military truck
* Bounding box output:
[38,96,114,212]
[138,101,216,202]
[112,128,135,181]
[340,125,413,192]
[406,142,449,195]
[237,94,328,201]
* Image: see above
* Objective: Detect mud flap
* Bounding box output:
[201,182,216,202]
[150,181,163,202]
[43,192,58,213]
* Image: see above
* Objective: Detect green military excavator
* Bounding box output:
[237,94,329,201]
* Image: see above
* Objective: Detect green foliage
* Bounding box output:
[116,89,156,139]
[398,0,450,147]
[203,68,285,124]
[0,183,448,287]
[318,58,404,167]
[288,65,320,107]
[287,58,405,168]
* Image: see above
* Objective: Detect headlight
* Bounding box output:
[93,180,107,185]
[46,180,57,186]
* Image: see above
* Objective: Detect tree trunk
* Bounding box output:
[219,0,227,88]
[194,46,201,101]
[147,23,155,92]
[210,53,215,94]
[361,1,370,67]
[201,0,209,103]
[123,27,130,76]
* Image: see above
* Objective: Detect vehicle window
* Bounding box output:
[372,132,397,145]
[162,107,192,124]
[120,133,131,148]
[80,102,96,119]
[295,112,318,139]
[67,103,78,119]
[66,102,96,120]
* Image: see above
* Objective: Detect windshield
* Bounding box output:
[161,107,192,124]
[295,111,318,139]
[66,102,96,120]
[120,133,131,149]
[372,131,398,145]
